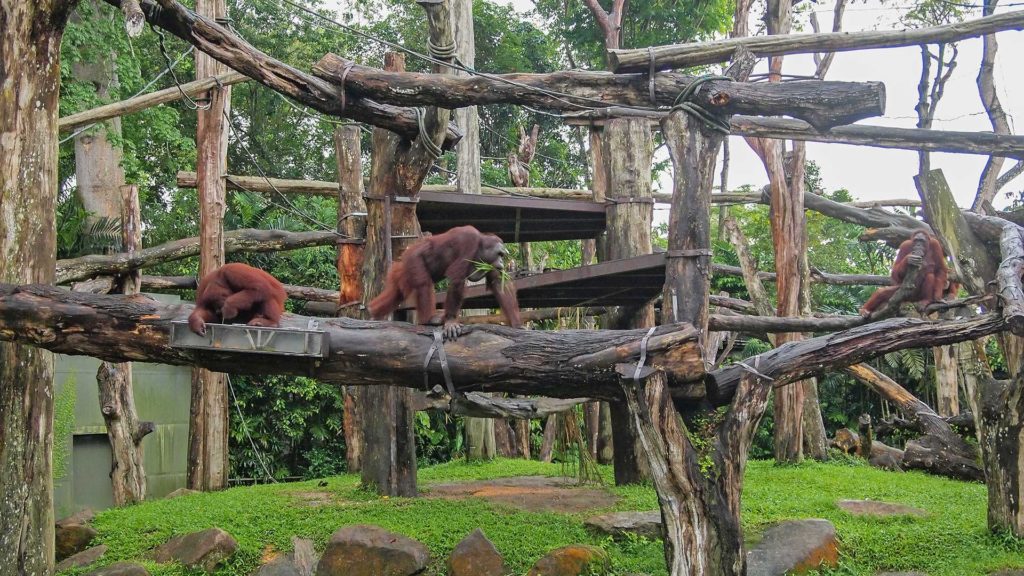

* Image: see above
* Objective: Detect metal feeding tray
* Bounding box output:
[170,321,329,359]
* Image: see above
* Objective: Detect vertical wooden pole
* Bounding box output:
[188,0,232,491]
[361,52,418,497]
[334,125,366,472]
[588,126,616,466]
[602,118,656,485]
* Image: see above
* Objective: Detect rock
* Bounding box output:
[316,525,429,576]
[527,545,611,576]
[447,529,510,576]
[838,499,928,518]
[55,521,98,561]
[165,488,199,499]
[584,510,662,540]
[56,544,107,572]
[253,537,318,576]
[746,519,839,576]
[57,508,96,527]
[83,562,151,576]
[151,527,239,573]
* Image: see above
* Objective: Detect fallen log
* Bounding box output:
[0,284,705,400]
[705,313,1008,406]
[608,10,1024,72]
[845,364,983,482]
[314,55,885,130]
[56,228,338,284]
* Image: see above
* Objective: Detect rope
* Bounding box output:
[427,38,458,60]
[154,25,211,111]
[738,355,774,381]
[415,108,444,160]
[338,61,354,112]
[671,74,733,134]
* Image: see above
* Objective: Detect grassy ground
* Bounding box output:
[69,458,1023,575]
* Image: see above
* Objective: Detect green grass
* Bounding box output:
[70,458,1023,576]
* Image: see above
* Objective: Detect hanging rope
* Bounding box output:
[671,74,733,134]
[415,108,444,160]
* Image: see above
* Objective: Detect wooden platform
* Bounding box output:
[417,191,606,242]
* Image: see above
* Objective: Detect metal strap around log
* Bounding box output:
[666,249,713,258]
[423,328,456,398]
[633,326,657,384]
[605,197,655,205]
[648,47,657,106]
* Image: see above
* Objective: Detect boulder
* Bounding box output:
[584,510,662,540]
[746,519,839,576]
[56,544,107,572]
[447,529,510,576]
[838,499,927,518]
[55,521,98,561]
[151,527,238,573]
[165,488,199,499]
[316,525,429,576]
[527,545,611,576]
[83,562,151,576]
[57,508,96,526]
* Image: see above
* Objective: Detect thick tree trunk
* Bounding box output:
[934,344,961,416]
[539,416,557,462]
[977,375,1024,536]
[603,118,656,485]
[0,2,74,573]
[188,0,231,493]
[334,125,366,473]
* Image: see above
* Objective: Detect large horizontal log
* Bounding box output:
[140,275,340,303]
[57,228,337,284]
[732,116,1024,159]
[176,171,595,200]
[411,391,588,419]
[565,107,1024,158]
[0,284,705,400]
[708,313,865,334]
[60,71,249,133]
[314,54,885,130]
[609,10,1024,72]
[101,0,462,149]
[705,313,1008,406]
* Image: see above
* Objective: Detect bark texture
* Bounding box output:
[0,2,75,573]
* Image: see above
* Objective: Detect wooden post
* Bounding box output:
[96,186,152,506]
[188,0,232,492]
[0,3,71,573]
[334,125,366,473]
[602,118,656,485]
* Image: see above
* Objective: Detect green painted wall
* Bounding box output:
[52,295,192,518]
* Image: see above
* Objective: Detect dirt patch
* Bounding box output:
[291,491,336,507]
[837,499,928,518]
[422,476,618,514]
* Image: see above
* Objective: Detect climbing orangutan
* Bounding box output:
[859,231,957,317]
[368,225,521,340]
[187,263,287,335]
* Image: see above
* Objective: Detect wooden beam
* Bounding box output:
[139,275,340,302]
[609,10,1024,73]
[100,0,463,149]
[59,71,248,133]
[0,284,705,401]
[57,228,336,284]
[314,54,885,130]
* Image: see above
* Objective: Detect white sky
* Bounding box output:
[493,0,1024,209]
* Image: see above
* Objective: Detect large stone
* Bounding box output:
[527,545,611,576]
[151,527,239,573]
[316,525,429,576]
[447,529,510,576]
[165,488,199,499]
[584,510,662,540]
[838,499,928,518]
[56,544,107,572]
[746,519,839,576]
[57,508,96,526]
[55,521,98,561]
[84,562,151,576]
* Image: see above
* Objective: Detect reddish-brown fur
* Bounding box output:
[859,231,957,317]
[368,225,521,339]
[187,263,287,335]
